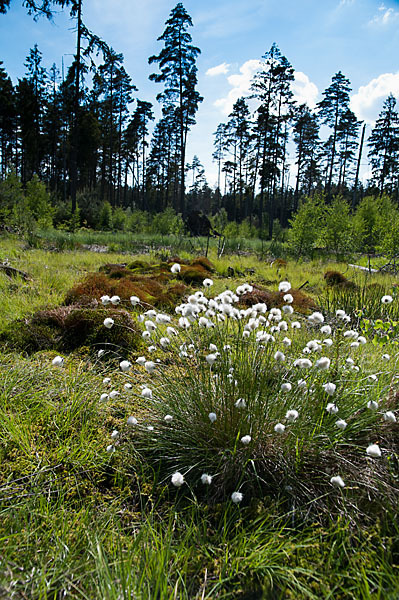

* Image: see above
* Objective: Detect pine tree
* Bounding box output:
[368,94,399,196]
[149,3,203,215]
[292,104,320,202]
[317,71,352,196]
[251,43,295,234]
[0,61,15,179]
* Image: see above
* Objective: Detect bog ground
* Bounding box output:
[0,235,398,600]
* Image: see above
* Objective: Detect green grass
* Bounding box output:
[1,233,399,599]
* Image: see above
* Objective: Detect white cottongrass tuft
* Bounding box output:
[241,435,251,445]
[282,305,294,315]
[205,353,217,366]
[101,295,110,305]
[326,403,339,414]
[110,295,120,305]
[103,378,111,387]
[100,393,109,402]
[124,383,133,391]
[383,411,396,423]
[106,444,115,453]
[208,412,217,423]
[315,357,331,370]
[367,400,378,410]
[109,390,120,399]
[171,471,184,487]
[308,311,325,324]
[366,444,381,458]
[164,414,173,423]
[274,351,286,362]
[281,382,292,393]
[201,473,213,485]
[381,295,393,304]
[203,278,214,287]
[320,325,332,335]
[111,429,119,440]
[279,281,291,293]
[141,387,153,399]
[144,361,156,374]
[285,409,299,422]
[323,382,336,395]
[103,317,114,329]
[335,419,347,430]
[294,358,312,369]
[130,295,140,306]
[171,263,181,274]
[52,355,64,367]
[274,423,285,434]
[231,491,243,504]
[283,293,293,304]
[98,349,105,358]
[235,398,246,409]
[127,416,138,425]
[120,360,132,372]
[330,475,345,488]
[382,354,390,361]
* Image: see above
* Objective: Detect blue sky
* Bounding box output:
[1,0,399,185]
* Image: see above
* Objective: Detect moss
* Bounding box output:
[62,308,140,351]
[0,319,61,353]
[65,273,112,305]
[190,256,214,272]
[240,285,316,313]
[0,306,141,354]
[324,270,356,288]
[179,265,209,284]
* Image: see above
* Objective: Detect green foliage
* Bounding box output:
[323,195,352,256]
[25,174,53,227]
[352,195,382,253]
[98,201,113,230]
[288,195,325,257]
[150,207,184,235]
[112,206,126,231]
[0,170,24,223]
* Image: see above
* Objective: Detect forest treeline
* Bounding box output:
[0,0,399,240]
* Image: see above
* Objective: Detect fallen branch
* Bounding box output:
[0,264,32,281]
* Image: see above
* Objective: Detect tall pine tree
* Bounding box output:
[149,3,203,215]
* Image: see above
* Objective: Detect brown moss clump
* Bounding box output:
[240,285,316,313]
[65,273,112,306]
[0,306,141,354]
[190,256,214,272]
[324,270,356,289]
[178,264,209,284]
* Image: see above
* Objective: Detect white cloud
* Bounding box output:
[213,60,319,115]
[292,72,319,109]
[338,0,355,7]
[369,4,399,25]
[350,72,399,124]
[213,59,261,115]
[206,62,230,77]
